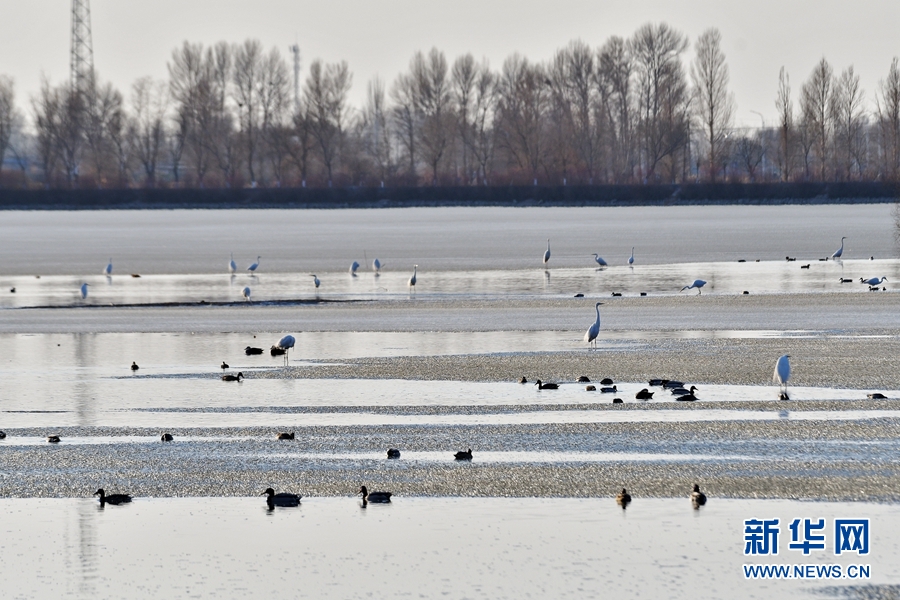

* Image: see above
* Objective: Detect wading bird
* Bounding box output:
[359,485,392,504]
[104,258,112,276]
[681,279,707,295]
[860,276,887,286]
[349,261,359,275]
[592,253,608,267]
[832,236,847,260]
[408,265,417,293]
[248,256,261,273]
[95,488,132,505]
[310,274,320,288]
[275,334,295,364]
[628,247,635,266]
[543,239,551,266]
[229,253,237,274]
[242,287,251,301]
[373,258,382,273]
[80,283,90,299]
[584,302,603,349]
[774,354,791,400]
[262,488,301,507]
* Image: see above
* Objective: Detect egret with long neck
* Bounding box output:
[584,302,603,349]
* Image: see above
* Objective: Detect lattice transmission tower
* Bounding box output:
[70,0,94,96]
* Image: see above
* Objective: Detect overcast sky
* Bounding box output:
[2,0,898,127]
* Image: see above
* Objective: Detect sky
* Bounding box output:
[2,0,899,128]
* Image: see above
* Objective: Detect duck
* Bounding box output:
[635,389,654,400]
[675,393,698,402]
[0,431,6,439]
[518,377,528,384]
[585,385,596,391]
[270,345,286,356]
[577,376,591,383]
[222,372,244,382]
[600,385,617,393]
[454,448,473,461]
[387,448,401,459]
[690,484,707,509]
[600,378,614,385]
[616,488,632,508]
[359,485,392,503]
[800,264,811,269]
[276,432,295,440]
[662,380,685,389]
[130,361,139,372]
[839,278,853,283]
[612,398,623,404]
[670,385,698,396]
[648,379,668,387]
[47,435,61,443]
[95,488,132,505]
[867,393,888,400]
[160,433,174,442]
[245,346,264,355]
[221,361,229,370]
[262,488,301,507]
[534,380,559,390]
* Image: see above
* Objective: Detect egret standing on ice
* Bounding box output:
[373,258,382,273]
[584,302,603,349]
[275,334,295,365]
[543,240,551,266]
[408,265,417,294]
[248,256,261,273]
[774,354,791,400]
[310,274,320,288]
[681,279,707,295]
[104,258,112,276]
[229,253,237,274]
[628,247,635,266]
[831,237,846,260]
[80,283,90,299]
[349,261,360,275]
[592,253,608,267]
[242,286,251,301]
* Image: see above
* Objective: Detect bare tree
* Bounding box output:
[732,133,765,181]
[410,49,452,184]
[0,75,21,174]
[232,39,264,184]
[304,59,352,185]
[259,47,291,185]
[451,54,477,183]
[691,28,734,182]
[463,60,498,184]
[131,77,168,186]
[496,53,549,183]
[32,80,84,186]
[775,67,793,181]
[360,77,394,183]
[876,58,900,181]
[598,36,635,182]
[800,58,834,180]
[390,73,417,180]
[831,66,867,179]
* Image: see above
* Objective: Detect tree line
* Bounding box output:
[1,23,899,189]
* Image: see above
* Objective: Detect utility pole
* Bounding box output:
[70,0,94,98]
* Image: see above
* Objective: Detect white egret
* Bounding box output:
[584,302,603,349]
[681,279,707,294]
[373,258,382,273]
[592,253,608,267]
[242,286,251,301]
[229,253,237,274]
[543,239,551,266]
[248,256,261,273]
[628,247,635,266]
[831,236,846,260]
[349,261,360,275]
[80,283,90,299]
[860,276,887,286]
[310,274,320,288]
[408,265,417,293]
[104,258,112,276]
[275,334,296,365]
[774,354,791,399]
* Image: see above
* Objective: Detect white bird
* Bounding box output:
[248,256,261,273]
[681,279,707,295]
[628,247,635,266]
[229,253,237,274]
[860,276,887,286]
[242,286,251,301]
[373,258,382,273]
[831,236,846,260]
[408,265,417,293]
[80,283,90,299]
[104,258,112,276]
[349,261,359,275]
[592,253,608,267]
[275,334,295,365]
[584,302,603,349]
[543,239,551,266]
[774,354,791,400]
[310,274,320,288]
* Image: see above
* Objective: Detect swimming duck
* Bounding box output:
[662,381,685,389]
[616,488,632,508]
[262,488,301,507]
[221,361,229,370]
[276,432,295,440]
[585,385,596,391]
[95,488,132,505]
[387,448,401,459]
[0,431,6,439]
[270,345,286,356]
[600,385,617,393]
[130,361,139,372]
[670,385,698,396]
[534,380,559,390]
[359,485,392,503]
[245,346,264,355]
[47,435,61,443]
[612,398,623,404]
[868,393,888,400]
[675,393,698,402]
[160,433,174,442]
[600,378,614,385]
[222,372,243,382]
[635,389,654,400]
[577,376,591,383]
[518,377,528,384]
[454,448,473,461]
[690,484,707,508]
